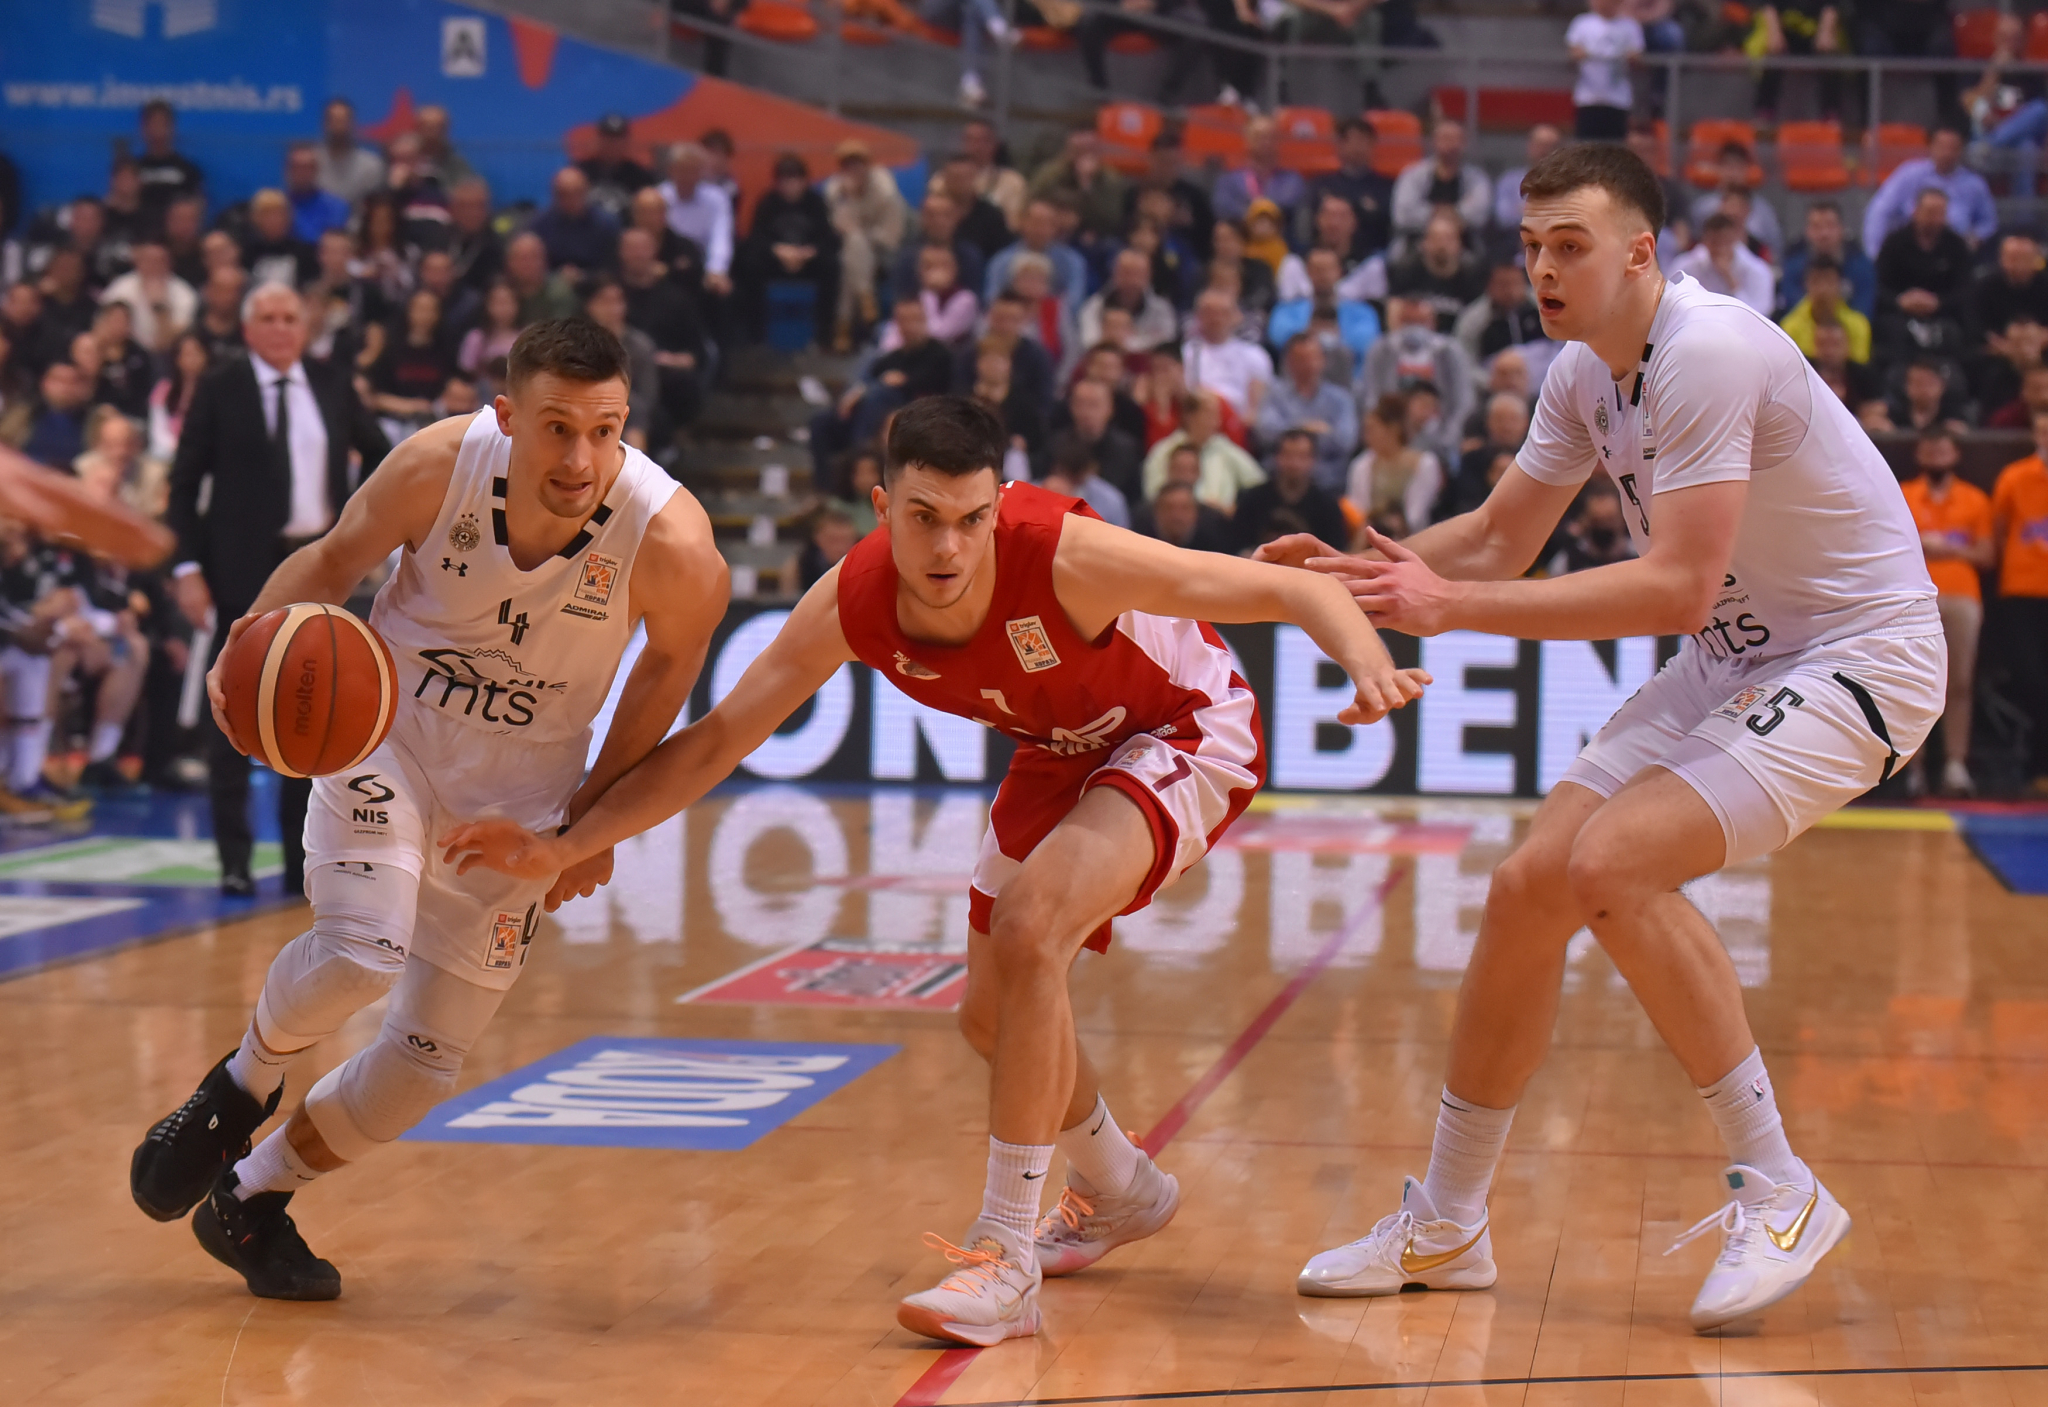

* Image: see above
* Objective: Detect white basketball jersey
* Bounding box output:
[372,411,679,744]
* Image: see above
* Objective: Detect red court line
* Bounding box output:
[893,862,1412,1407]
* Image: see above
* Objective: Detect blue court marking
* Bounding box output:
[404,1036,899,1150]
[1961,813,2048,895]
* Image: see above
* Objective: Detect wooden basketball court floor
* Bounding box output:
[3,789,2046,1406]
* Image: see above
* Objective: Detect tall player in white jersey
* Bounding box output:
[128,319,726,1300]
[1262,146,1943,1331]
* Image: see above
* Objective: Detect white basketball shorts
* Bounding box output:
[304,705,589,991]
[1560,601,1947,865]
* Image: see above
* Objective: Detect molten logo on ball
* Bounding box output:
[221,603,398,779]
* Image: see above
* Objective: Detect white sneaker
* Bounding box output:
[1296,1176,1496,1297]
[1667,1164,1851,1333]
[1034,1157,1181,1277]
[1942,759,1976,797]
[796,374,831,407]
[896,1219,1042,1347]
[957,72,988,107]
[985,14,1017,44]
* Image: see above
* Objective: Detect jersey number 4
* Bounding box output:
[1617,473,1652,535]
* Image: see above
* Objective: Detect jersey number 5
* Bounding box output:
[1746,687,1805,736]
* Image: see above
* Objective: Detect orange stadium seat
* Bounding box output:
[1274,106,1339,176]
[737,2,820,42]
[2028,10,2048,59]
[1867,122,1929,182]
[1685,118,1762,188]
[1183,103,1249,167]
[1954,7,2003,59]
[1777,120,1851,192]
[1017,26,1074,50]
[1098,101,1163,173]
[1107,30,1159,53]
[1364,108,1422,177]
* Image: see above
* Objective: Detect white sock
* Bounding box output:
[1699,1047,1805,1187]
[226,1024,297,1102]
[1420,1088,1515,1226]
[88,720,122,762]
[10,719,48,792]
[979,1135,1053,1240]
[1057,1095,1143,1196]
[232,1125,324,1199]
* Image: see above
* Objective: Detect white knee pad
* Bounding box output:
[254,862,420,1052]
[304,958,506,1161]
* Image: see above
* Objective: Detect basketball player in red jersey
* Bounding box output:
[0,441,172,567]
[443,396,1427,1346]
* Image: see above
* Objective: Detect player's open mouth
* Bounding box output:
[1538,296,1565,316]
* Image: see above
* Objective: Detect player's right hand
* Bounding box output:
[1251,533,1343,571]
[439,819,566,882]
[1338,666,1431,725]
[205,612,257,754]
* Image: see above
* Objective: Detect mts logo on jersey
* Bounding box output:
[413,647,568,727]
[347,773,395,826]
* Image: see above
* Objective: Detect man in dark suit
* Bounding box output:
[167,283,390,898]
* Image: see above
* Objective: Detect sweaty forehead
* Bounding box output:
[1520,186,1642,237]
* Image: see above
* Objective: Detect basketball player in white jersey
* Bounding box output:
[129,319,726,1300]
[1261,145,1943,1331]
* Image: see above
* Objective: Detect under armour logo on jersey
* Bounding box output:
[497,598,530,645]
[1046,706,1127,757]
[440,557,468,576]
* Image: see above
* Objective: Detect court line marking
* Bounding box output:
[938,1362,2048,1405]
[892,863,1413,1407]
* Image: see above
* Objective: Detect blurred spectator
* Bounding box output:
[1135,135,1216,264]
[813,297,957,476]
[1233,428,1347,552]
[1967,14,2048,197]
[922,0,1016,109]
[582,279,662,450]
[303,229,377,368]
[1042,432,1132,528]
[1049,374,1144,502]
[24,362,90,468]
[959,292,1053,411]
[1030,130,1128,252]
[740,153,838,345]
[100,241,195,355]
[671,0,739,77]
[626,186,705,295]
[1208,220,1276,327]
[1443,390,1529,514]
[618,229,708,432]
[1970,233,2048,341]
[1875,187,1973,358]
[1810,321,1888,428]
[826,140,908,350]
[0,328,32,444]
[1454,261,1541,363]
[700,130,742,206]
[1988,362,2048,429]
[1863,128,1996,255]
[986,198,1088,318]
[962,121,1027,230]
[1278,0,1387,110]
[1006,253,1079,386]
[1066,343,1149,437]
[239,190,318,293]
[77,401,159,513]
[1889,357,1972,433]
[1971,313,2047,422]
[1751,0,1844,124]
[40,248,98,343]
[416,248,478,341]
[1390,210,1487,333]
[660,145,736,298]
[283,143,350,245]
[1213,117,1309,225]
[1360,293,1476,441]
[831,446,884,536]
[1139,340,1244,447]
[103,159,147,259]
[531,167,620,279]
[1183,288,1272,419]
[505,232,578,326]
[414,105,474,190]
[1313,118,1396,258]
[1391,121,1491,254]
[192,265,247,359]
[444,178,505,296]
[1626,120,1692,254]
[1254,332,1358,492]
[1902,424,1992,796]
[367,288,458,437]
[0,283,56,378]
[1858,0,1960,129]
[162,194,207,288]
[1142,392,1264,510]
[89,303,151,418]
[1671,213,1774,314]
[1993,412,2048,791]
[580,113,657,219]
[316,97,385,206]
[883,244,979,349]
[928,155,1011,269]
[1780,256,1870,362]
[1777,201,1873,318]
[1344,392,1443,539]
[349,192,412,306]
[135,100,203,224]
[383,132,453,250]
[1567,0,1643,140]
[1188,0,1267,108]
[148,332,210,463]
[972,342,1048,478]
[1077,0,1187,92]
[1081,248,1178,352]
[1242,200,1293,284]
[459,280,524,388]
[1689,145,1783,255]
[1125,202,1198,312]
[1136,478,1234,551]
[1278,196,1384,304]
[1492,125,1563,232]
[1548,479,1635,572]
[798,506,860,591]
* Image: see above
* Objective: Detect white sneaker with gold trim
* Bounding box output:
[1669,1164,1851,1332]
[1295,1176,1495,1297]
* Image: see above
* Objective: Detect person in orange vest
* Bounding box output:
[1901,425,1995,796]
[1993,407,2048,794]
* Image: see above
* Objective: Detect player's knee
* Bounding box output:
[957,1000,997,1058]
[1563,828,1637,919]
[986,888,1066,974]
[1486,843,1576,925]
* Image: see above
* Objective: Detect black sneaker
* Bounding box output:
[130,1053,281,1222]
[191,1168,341,1301]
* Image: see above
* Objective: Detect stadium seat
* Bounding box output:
[1955,7,2003,59]
[1364,108,1422,178]
[1107,31,1159,53]
[1777,120,1851,192]
[1430,87,1575,131]
[905,16,959,45]
[1685,118,1762,188]
[1098,101,1163,174]
[1867,122,1929,183]
[1183,103,1249,167]
[737,2,820,42]
[840,19,894,43]
[2028,10,2048,59]
[1017,26,1074,50]
[1274,106,1339,176]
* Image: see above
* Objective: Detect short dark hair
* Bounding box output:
[1338,116,1378,142]
[1717,140,1752,162]
[1149,340,1182,363]
[1918,422,1958,446]
[773,152,809,181]
[1277,428,1318,452]
[1702,212,1739,237]
[1807,199,1842,219]
[1907,356,1947,379]
[884,396,1008,481]
[1049,432,1097,479]
[140,98,174,124]
[1806,254,1843,277]
[700,128,734,156]
[505,317,631,391]
[1521,144,1666,233]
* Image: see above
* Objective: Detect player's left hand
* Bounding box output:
[543,846,615,912]
[1338,665,1431,725]
[1334,527,1467,636]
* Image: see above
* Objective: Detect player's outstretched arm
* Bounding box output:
[0,443,173,568]
[439,567,857,880]
[1052,514,1428,724]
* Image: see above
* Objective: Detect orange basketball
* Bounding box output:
[220,603,398,779]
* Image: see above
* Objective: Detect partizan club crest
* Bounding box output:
[448,513,482,553]
[1593,400,1610,435]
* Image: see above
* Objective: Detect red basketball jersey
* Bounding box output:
[836,482,1263,767]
